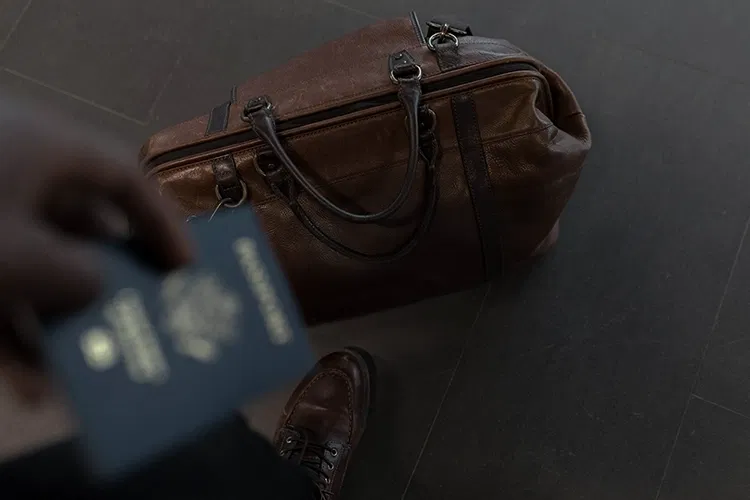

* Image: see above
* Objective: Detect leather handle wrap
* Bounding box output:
[243,76,424,224]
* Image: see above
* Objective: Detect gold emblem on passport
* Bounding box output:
[233,237,293,346]
[160,271,241,363]
[80,328,119,371]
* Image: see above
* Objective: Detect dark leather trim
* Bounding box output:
[427,20,470,72]
[388,50,418,79]
[410,12,426,45]
[206,100,231,135]
[211,155,244,203]
[435,45,460,72]
[451,93,503,278]
[245,78,424,224]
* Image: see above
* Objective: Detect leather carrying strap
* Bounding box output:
[265,133,438,263]
[241,52,439,262]
[243,52,424,224]
[211,155,244,203]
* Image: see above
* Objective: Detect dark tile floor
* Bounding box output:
[0,1,749,499]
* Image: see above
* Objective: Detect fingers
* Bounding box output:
[44,193,132,241]
[0,110,193,271]
[0,220,102,317]
[41,151,193,271]
[43,190,112,239]
[104,173,193,270]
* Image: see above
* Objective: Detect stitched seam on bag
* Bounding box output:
[156,72,546,168]
[239,43,528,120]
[244,44,423,120]
[249,123,554,207]
[262,41,534,119]
[169,122,556,212]
[451,94,485,264]
[272,73,548,142]
[469,94,499,276]
[410,13,426,45]
[451,39,524,48]
[162,122,555,209]
[466,95,489,244]
[160,120,554,185]
[152,53,538,155]
[470,100,493,195]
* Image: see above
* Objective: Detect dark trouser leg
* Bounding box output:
[0,414,318,500]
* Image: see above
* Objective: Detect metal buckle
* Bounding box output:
[186,178,248,223]
[427,31,459,51]
[214,179,248,209]
[389,65,423,84]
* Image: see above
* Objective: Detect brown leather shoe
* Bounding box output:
[273,347,375,500]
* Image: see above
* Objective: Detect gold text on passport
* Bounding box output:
[233,237,293,345]
[101,289,170,384]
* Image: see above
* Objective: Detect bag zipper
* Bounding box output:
[144,61,538,173]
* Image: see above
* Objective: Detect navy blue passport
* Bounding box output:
[42,208,314,479]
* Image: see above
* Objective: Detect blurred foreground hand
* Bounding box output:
[0,98,192,406]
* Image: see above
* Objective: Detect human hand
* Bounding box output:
[0,98,192,404]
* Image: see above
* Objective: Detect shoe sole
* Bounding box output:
[341,346,377,450]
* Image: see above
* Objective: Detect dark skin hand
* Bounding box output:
[0,100,192,404]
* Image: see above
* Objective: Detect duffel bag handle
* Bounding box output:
[256,116,439,263]
[240,51,440,262]
[242,53,426,224]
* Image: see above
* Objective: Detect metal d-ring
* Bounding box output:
[389,65,423,84]
[184,180,249,223]
[214,179,248,209]
[427,32,459,51]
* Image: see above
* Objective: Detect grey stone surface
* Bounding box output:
[0,0,189,122]
[149,0,374,129]
[1,1,750,499]
[0,68,147,149]
[658,396,750,500]
[399,23,750,500]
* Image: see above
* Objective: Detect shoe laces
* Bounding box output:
[280,427,338,498]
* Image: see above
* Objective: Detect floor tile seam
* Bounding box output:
[1,67,147,126]
[400,283,492,500]
[653,210,750,500]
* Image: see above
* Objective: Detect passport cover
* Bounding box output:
[42,208,314,479]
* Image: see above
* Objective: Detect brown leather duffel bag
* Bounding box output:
[140,13,591,325]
